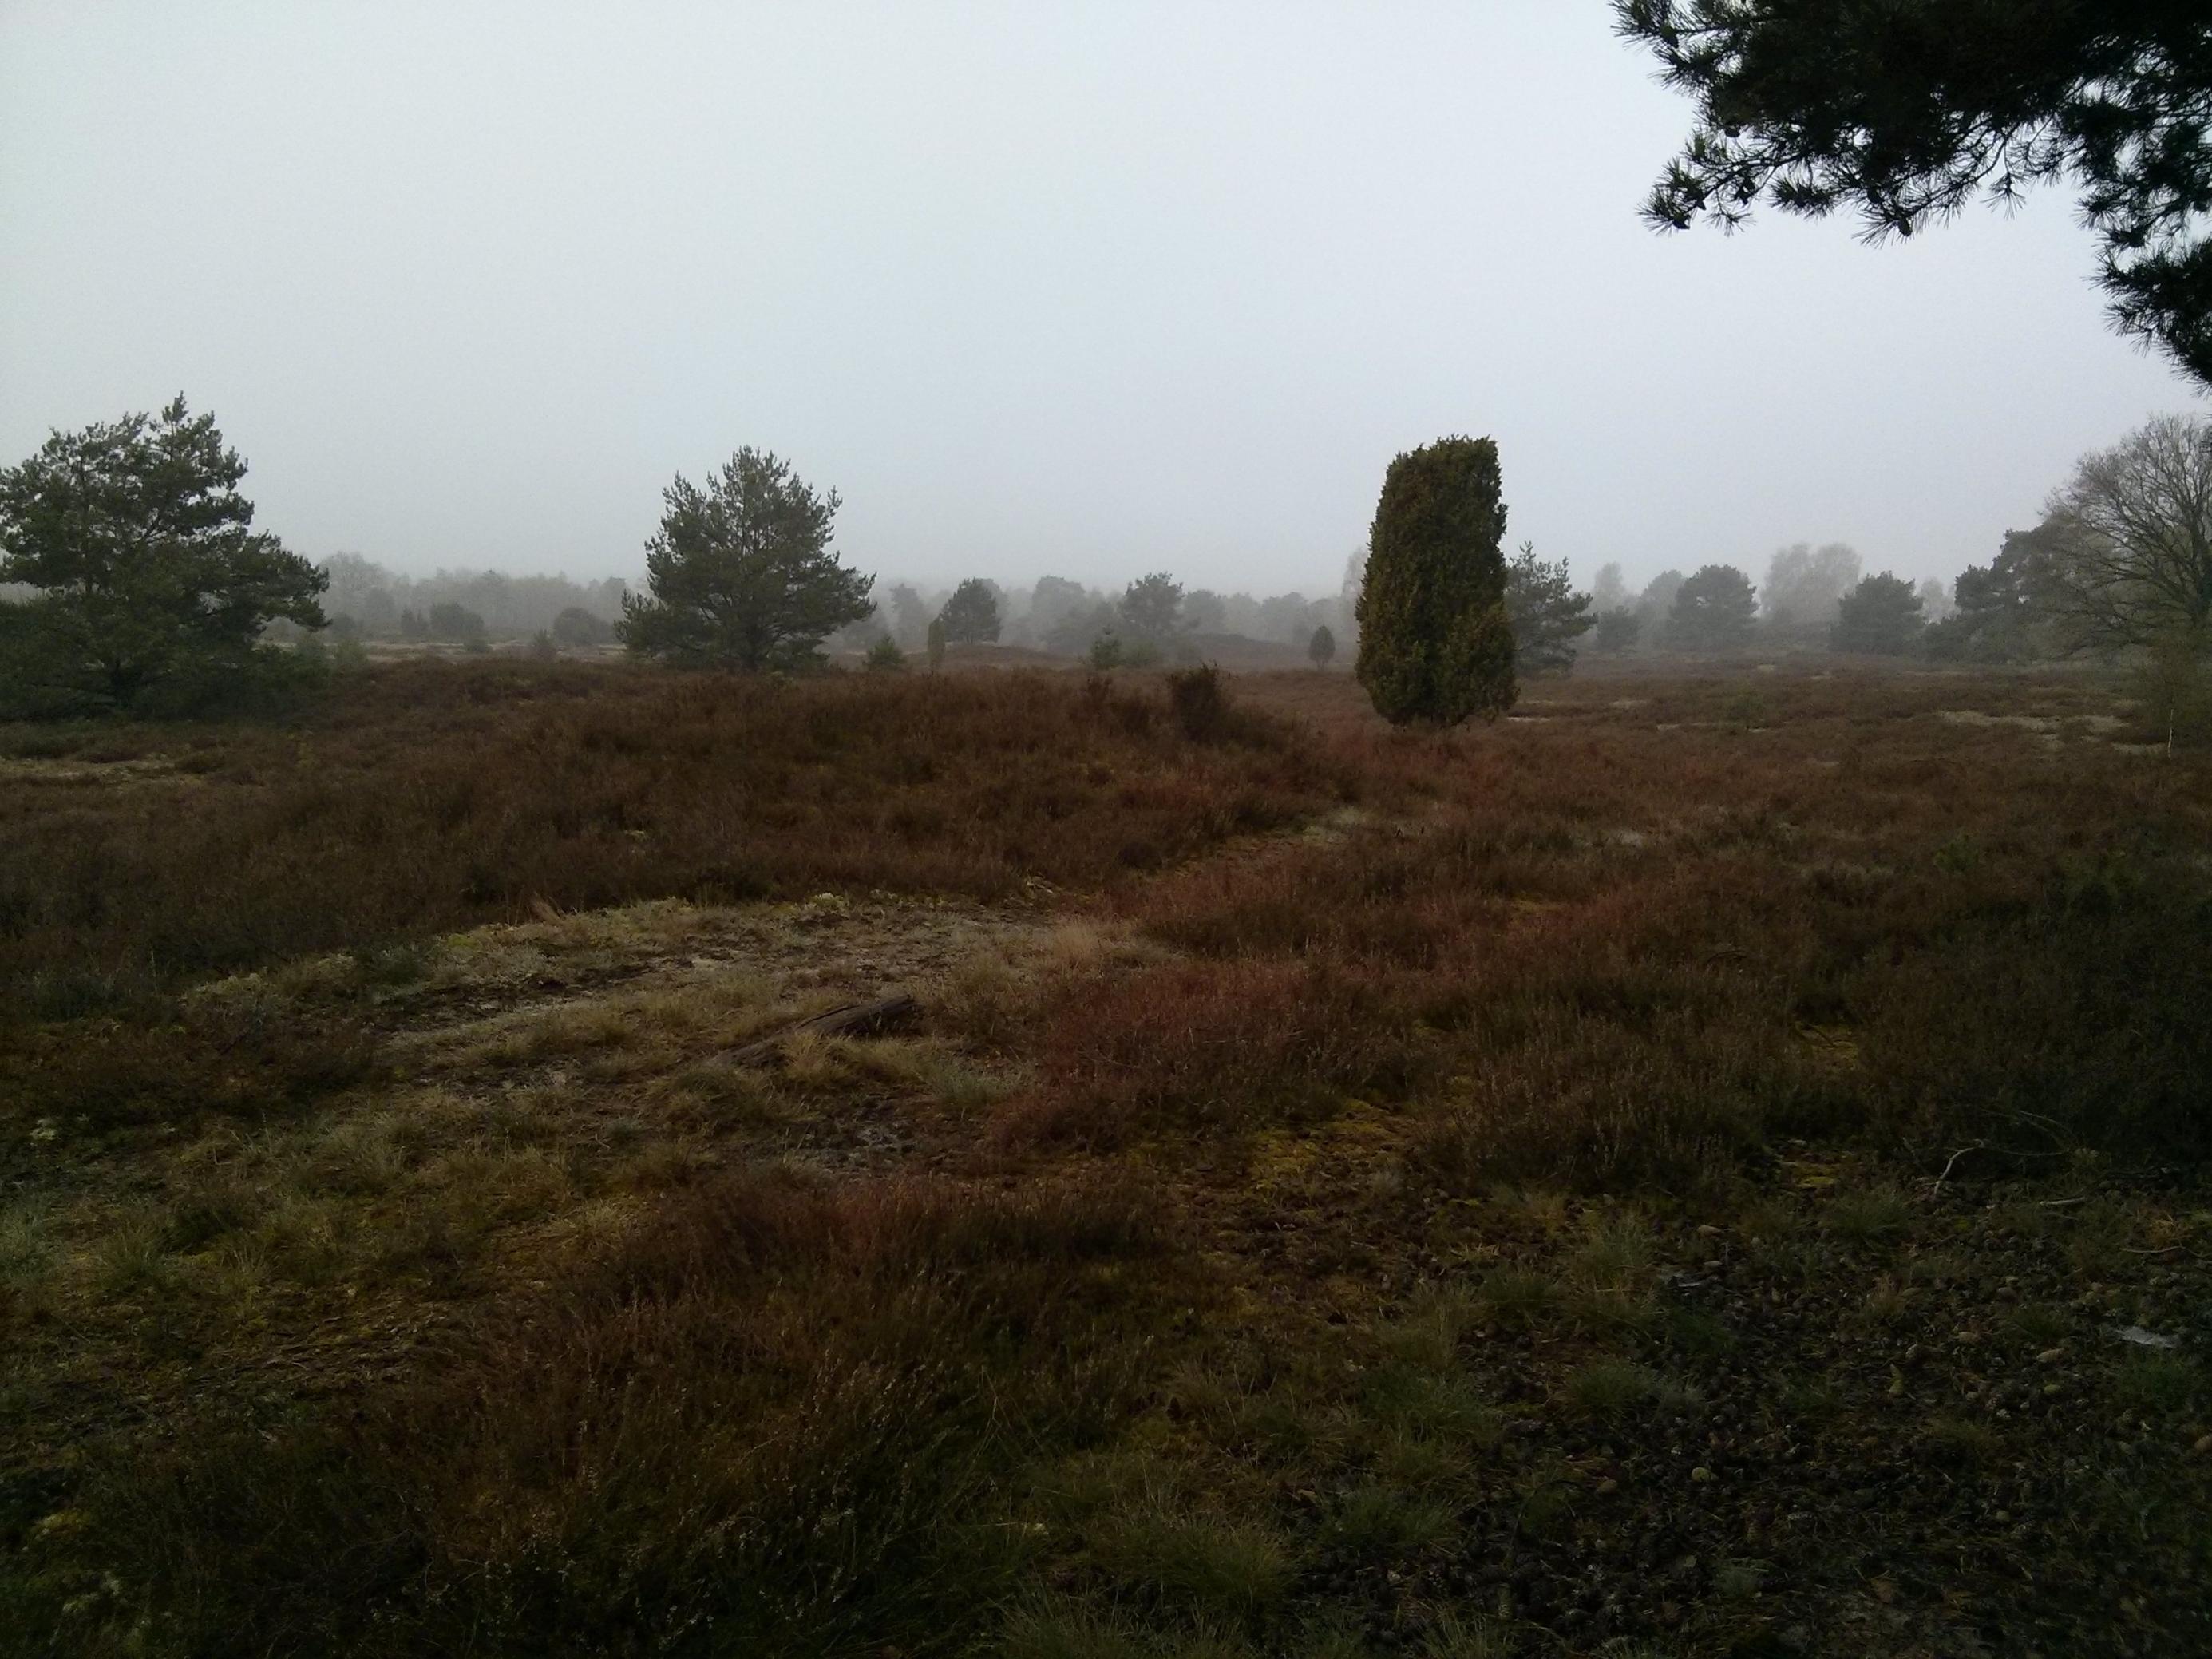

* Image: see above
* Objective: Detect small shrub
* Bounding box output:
[1321,1483,1457,1561]
[1166,663,1232,742]
[1562,1360,1660,1419]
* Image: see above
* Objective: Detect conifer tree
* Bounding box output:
[1355,436,1516,724]
[620,449,871,672]
[0,397,326,712]
[938,578,1002,643]
[1504,541,1597,674]
[1830,572,1925,655]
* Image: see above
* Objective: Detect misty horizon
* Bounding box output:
[5,2,2203,602]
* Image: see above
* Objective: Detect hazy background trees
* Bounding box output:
[316,553,627,643]
[1118,572,1186,643]
[1636,568,1686,639]
[1761,543,1862,635]
[938,579,1002,644]
[1830,572,1925,655]
[1668,564,1758,651]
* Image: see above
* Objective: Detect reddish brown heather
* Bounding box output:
[4,658,2210,1657]
[0,659,1345,1004]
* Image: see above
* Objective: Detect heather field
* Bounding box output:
[2,659,2208,1658]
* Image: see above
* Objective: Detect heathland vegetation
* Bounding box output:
[10,11,2212,1649]
[2,653,2206,1657]
[3,402,2210,1653]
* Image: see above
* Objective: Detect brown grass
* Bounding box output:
[5,657,2210,1657]
[0,659,1344,1007]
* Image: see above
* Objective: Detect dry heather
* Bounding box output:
[0,660,1343,1009]
[2,659,2207,1658]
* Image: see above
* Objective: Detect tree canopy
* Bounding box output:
[1118,572,1186,639]
[1616,1,2212,386]
[1830,571,1925,655]
[1667,563,1759,650]
[2020,411,2212,651]
[1356,436,1518,724]
[619,449,873,673]
[1503,542,1597,674]
[938,578,1002,644]
[0,396,326,713]
[1926,530,2053,661]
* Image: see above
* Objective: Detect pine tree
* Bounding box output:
[1355,436,1517,724]
[0,397,326,712]
[620,449,872,672]
[1308,624,1336,669]
[1503,542,1597,674]
[1830,572,1925,655]
[1619,0,2212,386]
[926,616,946,672]
[938,578,1002,643]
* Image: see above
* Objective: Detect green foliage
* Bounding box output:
[1618,0,2212,386]
[865,635,908,673]
[939,578,1002,643]
[1089,633,1126,671]
[0,397,327,715]
[1306,624,1336,669]
[1592,608,1642,652]
[1355,435,1518,725]
[1830,572,1925,655]
[1666,563,1757,651]
[1502,540,1595,675]
[1925,530,2053,662]
[619,448,873,672]
[1119,573,1185,640]
[927,616,948,671]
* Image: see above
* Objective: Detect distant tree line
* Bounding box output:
[825,570,1363,665]
[315,552,629,644]
[6,400,2203,728]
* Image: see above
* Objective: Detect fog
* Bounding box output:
[2,1,2200,600]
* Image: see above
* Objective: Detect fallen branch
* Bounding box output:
[721,994,919,1067]
[1932,1142,1985,1198]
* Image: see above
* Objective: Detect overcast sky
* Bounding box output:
[3,2,2202,599]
